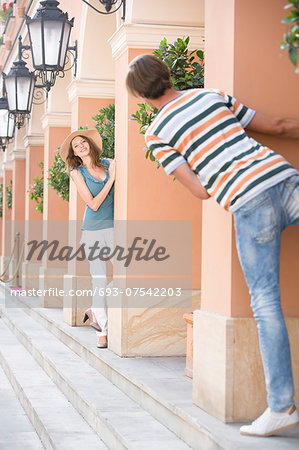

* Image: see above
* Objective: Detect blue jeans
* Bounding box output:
[233,174,299,412]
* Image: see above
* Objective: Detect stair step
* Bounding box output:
[5,291,299,450]
[0,363,44,449]
[11,297,227,449]
[0,305,190,450]
[0,319,107,450]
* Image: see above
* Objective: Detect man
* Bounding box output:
[126,54,299,437]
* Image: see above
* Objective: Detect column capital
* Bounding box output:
[109,23,205,60]
[24,134,44,148]
[41,112,72,130]
[67,79,115,103]
[2,160,13,171]
[11,150,26,161]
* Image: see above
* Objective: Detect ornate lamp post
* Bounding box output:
[2,0,77,129]
[3,37,36,129]
[0,84,15,152]
[26,0,77,92]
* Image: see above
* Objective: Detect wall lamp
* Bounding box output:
[2,0,77,129]
[82,0,126,20]
[0,82,15,152]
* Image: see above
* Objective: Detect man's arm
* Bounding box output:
[172,163,210,200]
[246,112,299,139]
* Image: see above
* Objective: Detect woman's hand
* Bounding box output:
[108,159,116,181]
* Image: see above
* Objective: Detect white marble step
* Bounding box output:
[0,319,107,450]
[6,292,299,450]
[0,306,190,450]
[0,364,44,450]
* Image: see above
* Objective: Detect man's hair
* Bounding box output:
[126,54,172,99]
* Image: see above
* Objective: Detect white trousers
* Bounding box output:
[81,227,114,337]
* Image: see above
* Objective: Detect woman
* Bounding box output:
[60,129,115,349]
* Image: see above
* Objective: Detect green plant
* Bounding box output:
[5,179,12,209]
[0,183,3,217]
[131,36,204,164]
[154,36,204,90]
[281,1,299,73]
[48,151,69,202]
[28,162,44,213]
[92,103,115,158]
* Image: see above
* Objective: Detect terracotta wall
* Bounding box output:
[203,0,299,316]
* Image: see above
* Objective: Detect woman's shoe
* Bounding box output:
[97,336,107,348]
[83,308,102,332]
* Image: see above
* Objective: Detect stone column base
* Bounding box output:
[63,275,92,326]
[108,290,200,357]
[39,266,67,308]
[22,262,42,290]
[193,310,299,422]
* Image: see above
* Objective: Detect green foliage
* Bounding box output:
[0,6,13,24]
[131,103,158,136]
[92,104,115,159]
[0,183,3,217]
[28,162,44,213]
[154,36,204,90]
[5,179,12,209]
[281,1,299,73]
[48,151,70,202]
[131,36,204,165]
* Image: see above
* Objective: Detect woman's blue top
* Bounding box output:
[72,158,114,231]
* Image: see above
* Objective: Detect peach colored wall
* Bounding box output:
[1,169,12,261]
[43,127,70,221]
[78,98,114,130]
[123,48,202,287]
[234,0,299,317]
[202,0,299,317]
[12,159,26,221]
[25,146,44,221]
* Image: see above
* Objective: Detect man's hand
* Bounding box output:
[246,112,299,139]
[172,163,210,200]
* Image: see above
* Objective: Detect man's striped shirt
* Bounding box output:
[145,89,298,211]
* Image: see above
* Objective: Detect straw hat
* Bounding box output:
[59,129,102,162]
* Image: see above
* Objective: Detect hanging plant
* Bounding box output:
[0,2,13,24]
[131,36,204,164]
[28,162,44,213]
[0,183,3,217]
[5,179,12,209]
[92,103,115,159]
[281,1,299,73]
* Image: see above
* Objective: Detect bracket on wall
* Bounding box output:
[82,0,126,20]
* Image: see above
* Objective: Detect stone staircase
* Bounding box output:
[0,285,298,450]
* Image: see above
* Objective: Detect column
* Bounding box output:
[39,112,71,307]
[108,0,204,356]
[193,0,299,422]
[22,132,44,290]
[0,159,12,275]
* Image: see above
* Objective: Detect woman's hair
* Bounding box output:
[126,54,172,99]
[65,135,105,171]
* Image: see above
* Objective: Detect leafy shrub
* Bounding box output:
[28,162,44,213]
[281,1,299,73]
[92,103,115,159]
[5,179,12,209]
[131,36,204,163]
